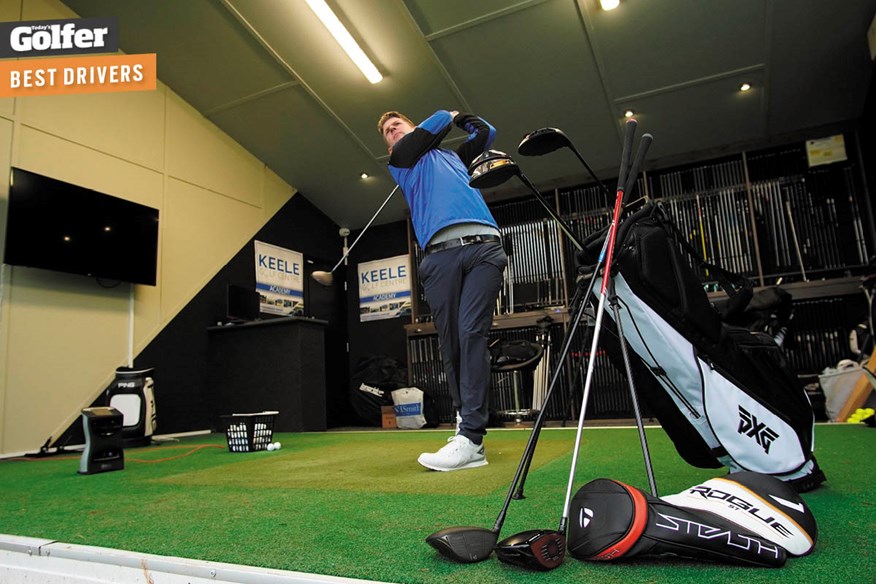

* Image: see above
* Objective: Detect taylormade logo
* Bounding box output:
[0,17,119,58]
[737,406,780,454]
[577,507,594,528]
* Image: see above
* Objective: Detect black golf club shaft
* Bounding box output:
[514,172,585,251]
[510,249,605,500]
[608,276,658,496]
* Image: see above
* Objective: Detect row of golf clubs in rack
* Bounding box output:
[425,120,657,571]
[649,146,870,286]
[407,133,872,320]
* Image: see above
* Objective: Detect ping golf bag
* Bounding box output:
[579,202,824,492]
[567,472,817,567]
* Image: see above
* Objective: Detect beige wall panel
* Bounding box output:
[0,99,13,120]
[0,117,13,259]
[161,177,261,316]
[17,126,163,209]
[166,93,262,206]
[2,268,129,453]
[21,0,76,20]
[0,116,14,453]
[18,87,166,172]
[0,0,21,20]
[263,167,295,220]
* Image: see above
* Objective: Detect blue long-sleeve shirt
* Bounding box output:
[387,110,499,248]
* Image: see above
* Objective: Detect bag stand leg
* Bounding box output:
[607,276,658,496]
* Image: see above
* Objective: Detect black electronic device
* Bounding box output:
[226,284,260,322]
[79,407,125,475]
[4,167,160,285]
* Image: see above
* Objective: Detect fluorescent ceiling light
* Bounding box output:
[304,0,383,84]
[601,0,620,10]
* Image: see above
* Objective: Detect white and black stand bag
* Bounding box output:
[578,202,825,492]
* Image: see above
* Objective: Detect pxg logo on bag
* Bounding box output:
[0,17,119,58]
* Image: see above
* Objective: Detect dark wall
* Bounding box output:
[130,194,347,434]
[858,59,876,253]
[342,219,412,395]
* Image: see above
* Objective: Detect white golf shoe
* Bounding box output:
[418,434,487,471]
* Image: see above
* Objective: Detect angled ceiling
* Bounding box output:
[61,0,876,230]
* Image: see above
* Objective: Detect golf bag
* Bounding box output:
[567,472,817,567]
[578,202,824,491]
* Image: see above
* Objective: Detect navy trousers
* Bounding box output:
[418,241,507,444]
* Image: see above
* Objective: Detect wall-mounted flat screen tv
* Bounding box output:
[3,168,159,286]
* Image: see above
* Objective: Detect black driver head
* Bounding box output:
[468,149,520,189]
[425,526,498,563]
[518,127,571,157]
[495,529,566,571]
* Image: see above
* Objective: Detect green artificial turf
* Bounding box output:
[0,424,873,584]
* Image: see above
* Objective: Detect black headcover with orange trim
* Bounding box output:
[567,478,787,568]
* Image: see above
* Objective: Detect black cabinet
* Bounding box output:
[208,317,328,432]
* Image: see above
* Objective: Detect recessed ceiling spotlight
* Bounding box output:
[601,0,620,10]
[360,172,369,179]
[624,109,635,118]
[740,82,752,92]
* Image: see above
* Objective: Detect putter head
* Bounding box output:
[518,127,571,157]
[468,150,520,189]
[425,526,497,563]
[311,271,333,287]
[495,529,566,571]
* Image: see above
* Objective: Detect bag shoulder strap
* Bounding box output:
[654,203,753,299]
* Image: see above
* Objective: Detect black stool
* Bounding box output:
[490,339,544,423]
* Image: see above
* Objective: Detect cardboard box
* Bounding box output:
[381,405,397,429]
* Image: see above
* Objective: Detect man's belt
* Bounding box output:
[424,234,501,255]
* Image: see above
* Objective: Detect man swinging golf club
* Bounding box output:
[378,108,506,471]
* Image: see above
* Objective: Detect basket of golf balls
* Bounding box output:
[221,411,280,452]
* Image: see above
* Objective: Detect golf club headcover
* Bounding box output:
[567,478,786,567]
[660,471,817,556]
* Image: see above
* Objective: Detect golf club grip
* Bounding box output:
[616,119,637,191]
[622,133,653,205]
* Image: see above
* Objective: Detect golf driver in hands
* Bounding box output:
[378,108,506,476]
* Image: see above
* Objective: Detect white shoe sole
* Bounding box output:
[417,456,488,472]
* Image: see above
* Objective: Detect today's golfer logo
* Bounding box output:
[0,17,119,58]
[0,16,155,98]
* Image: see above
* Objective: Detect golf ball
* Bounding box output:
[273,442,281,450]
[267,443,276,451]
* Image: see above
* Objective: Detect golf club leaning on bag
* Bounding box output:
[471,133,657,500]
[426,124,655,569]
[491,120,655,571]
[311,185,400,286]
[424,275,602,564]
[424,152,613,566]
